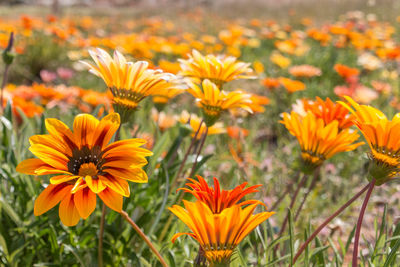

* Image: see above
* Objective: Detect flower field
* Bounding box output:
[1,3,400,267]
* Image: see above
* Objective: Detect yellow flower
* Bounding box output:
[82,48,177,121]
[339,96,400,184]
[16,113,152,226]
[179,49,255,87]
[270,52,291,69]
[179,111,226,139]
[187,79,252,126]
[169,201,274,266]
[281,111,363,170]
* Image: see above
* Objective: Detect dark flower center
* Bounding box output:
[67,145,104,176]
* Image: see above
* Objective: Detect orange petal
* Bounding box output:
[45,118,77,151]
[99,175,130,197]
[98,188,123,212]
[92,112,120,148]
[71,177,88,193]
[171,232,197,243]
[73,114,99,148]
[74,187,97,219]
[34,184,73,216]
[58,192,81,226]
[16,158,49,175]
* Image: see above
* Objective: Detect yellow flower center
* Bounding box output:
[78,162,98,177]
[371,148,400,167]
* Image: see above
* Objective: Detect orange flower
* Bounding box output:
[178,176,262,214]
[289,65,322,78]
[262,78,280,90]
[227,126,249,139]
[179,49,255,86]
[169,201,274,265]
[339,96,400,184]
[247,93,270,113]
[281,111,363,169]
[279,77,306,93]
[334,64,360,79]
[187,79,252,126]
[16,113,153,226]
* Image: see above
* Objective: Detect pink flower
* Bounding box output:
[56,67,74,80]
[40,70,57,83]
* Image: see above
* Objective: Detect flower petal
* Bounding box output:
[34,184,73,216]
[59,193,81,226]
[85,176,106,193]
[98,188,123,212]
[73,114,99,148]
[16,158,49,175]
[92,112,120,148]
[74,187,97,219]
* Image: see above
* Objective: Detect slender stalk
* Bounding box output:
[278,174,308,237]
[188,127,208,178]
[352,179,376,267]
[294,168,320,221]
[1,65,10,111]
[1,32,14,112]
[172,119,203,189]
[120,210,168,267]
[292,183,371,265]
[98,204,106,267]
[270,174,297,211]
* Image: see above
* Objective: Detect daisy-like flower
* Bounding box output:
[179,49,256,87]
[187,79,252,126]
[281,111,363,171]
[303,97,354,130]
[178,175,262,214]
[179,111,226,139]
[339,96,400,184]
[152,87,185,111]
[169,201,274,266]
[16,113,152,226]
[81,48,177,122]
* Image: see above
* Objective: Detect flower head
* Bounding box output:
[339,96,400,184]
[178,176,262,214]
[281,111,363,170]
[179,49,255,87]
[289,64,322,78]
[187,79,252,126]
[279,77,306,93]
[16,113,152,226]
[179,111,226,139]
[82,48,177,122]
[169,201,274,265]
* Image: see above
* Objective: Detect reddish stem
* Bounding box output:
[292,183,371,265]
[352,179,376,267]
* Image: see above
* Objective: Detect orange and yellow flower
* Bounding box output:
[179,111,226,139]
[169,201,274,265]
[187,79,252,126]
[16,112,152,226]
[281,111,363,170]
[179,49,255,86]
[82,48,177,120]
[334,64,360,79]
[279,77,306,93]
[339,96,400,184]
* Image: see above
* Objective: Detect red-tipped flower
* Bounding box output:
[178,175,263,214]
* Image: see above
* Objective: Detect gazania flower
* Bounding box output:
[262,77,280,90]
[270,52,291,68]
[289,64,322,78]
[334,64,360,79]
[169,201,274,266]
[16,113,153,226]
[279,77,306,93]
[82,48,177,122]
[152,87,185,110]
[187,79,252,126]
[178,176,262,214]
[151,108,177,132]
[339,96,400,184]
[179,49,255,87]
[179,111,226,139]
[281,111,363,170]
[303,97,354,130]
